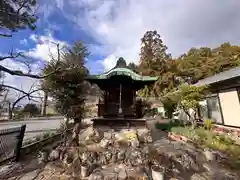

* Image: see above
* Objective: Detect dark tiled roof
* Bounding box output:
[195,66,240,86]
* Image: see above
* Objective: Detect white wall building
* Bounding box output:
[195,67,240,127]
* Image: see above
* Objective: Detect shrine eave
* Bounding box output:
[85,67,158,82]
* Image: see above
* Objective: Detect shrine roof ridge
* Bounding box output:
[86,67,158,81]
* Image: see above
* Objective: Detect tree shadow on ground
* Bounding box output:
[0,153,45,180]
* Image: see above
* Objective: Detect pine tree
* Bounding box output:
[44,41,89,123]
[0,0,37,37]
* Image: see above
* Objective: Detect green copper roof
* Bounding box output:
[86,67,158,81]
[85,57,158,83]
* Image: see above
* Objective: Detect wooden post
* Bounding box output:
[104,90,108,116]
[133,90,136,117]
[98,98,100,117]
[119,84,122,112]
[41,91,48,116]
[15,124,26,161]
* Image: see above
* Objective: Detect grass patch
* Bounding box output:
[169,126,240,169]
[156,120,240,158]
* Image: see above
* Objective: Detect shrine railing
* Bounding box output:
[0,125,26,164]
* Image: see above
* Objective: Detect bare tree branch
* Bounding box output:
[11,88,41,110]
[17,0,29,14]
[1,84,41,96]
[0,82,43,119]
[16,59,32,74]
[0,52,22,61]
[0,64,65,79]
[0,33,12,37]
[1,89,9,103]
[48,43,56,62]
[0,43,64,79]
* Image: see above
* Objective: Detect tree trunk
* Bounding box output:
[8,102,13,120]
[74,117,82,124]
[184,109,197,129]
[63,116,70,146]
[191,118,197,129]
[41,91,48,116]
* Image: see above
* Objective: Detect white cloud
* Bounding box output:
[0,33,68,106]
[0,58,42,105]
[51,0,240,71]
[20,38,28,46]
[30,34,38,42]
[27,33,68,62]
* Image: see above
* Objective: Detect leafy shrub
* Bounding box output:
[171,126,200,141]
[124,132,137,140]
[13,109,25,119]
[215,135,235,145]
[204,119,213,130]
[206,138,228,151]
[162,97,178,118]
[141,99,152,116]
[204,134,235,152]
[195,127,209,139]
[23,103,40,117]
[169,126,240,163]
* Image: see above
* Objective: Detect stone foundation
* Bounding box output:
[38,124,240,180]
[56,125,155,179]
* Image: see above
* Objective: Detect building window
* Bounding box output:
[206,95,223,124]
[199,95,223,124]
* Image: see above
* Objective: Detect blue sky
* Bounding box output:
[0,1,106,75]
[1,0,240,103]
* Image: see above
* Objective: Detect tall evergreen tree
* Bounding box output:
[43,41,89,123]
[0,0,37,37]
[139,30,171,75]
[127,62,138,73]
[138,30,173,96]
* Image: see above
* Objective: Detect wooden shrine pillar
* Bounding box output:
[118,83,124,118]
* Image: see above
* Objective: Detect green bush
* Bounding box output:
[216,134,235,145]
[171,126,200,141]
[171,126,240,159]
[140,99,152,116]
[195,127,209,139]
[204,119,213,130]
[162,97,177,119]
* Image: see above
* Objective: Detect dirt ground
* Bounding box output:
[1,119,240,180]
